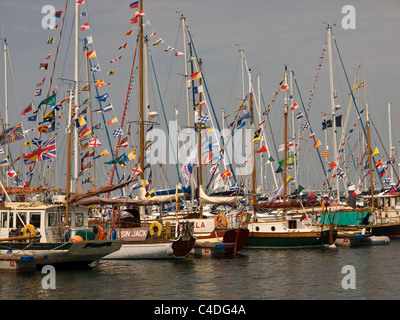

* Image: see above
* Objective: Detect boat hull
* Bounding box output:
[369,223,400,238]
[246,229,332,248]
[0,254,46,273]
[103,237,196,260]
[0,240,123,267]
[190,228,249,257]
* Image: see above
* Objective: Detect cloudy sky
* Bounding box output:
[0,0,399,192]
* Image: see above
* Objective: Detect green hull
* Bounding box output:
[246,230,332,248]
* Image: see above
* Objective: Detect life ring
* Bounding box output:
[94,226,105,240]
[214,214,227,228]
[23,224,36,236]
[149,221,162,237]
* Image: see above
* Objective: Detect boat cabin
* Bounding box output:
[0,202,91,242]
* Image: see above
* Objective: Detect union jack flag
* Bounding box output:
[26,137,56,162]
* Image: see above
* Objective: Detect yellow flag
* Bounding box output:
[371,147,379,157]
[99,150,109,157]
[24,140,32,147]
[106,70,116,76]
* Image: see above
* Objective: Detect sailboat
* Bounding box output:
[246,66,334,248]
[0,1,124,267]
[71,1,196,260]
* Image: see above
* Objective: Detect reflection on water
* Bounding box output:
[1,242,400,300]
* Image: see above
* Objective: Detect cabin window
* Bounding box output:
[1,212,8,228]
[75,213,84,227]
[30,212,41,228]
[9,212,14,229]
[16,212,27,232]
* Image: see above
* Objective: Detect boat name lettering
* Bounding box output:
[194,222,206,229]
[120,228,148,241]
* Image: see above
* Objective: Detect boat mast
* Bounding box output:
[65,87,73,224]
[289,70,298,191]
[139,0,144,182]
[257,73,264,194]
[327,25,340,200]
[388,100,394,184]
[3,38,8,186]
[197,59,203,218]
[283,66,288,203]
[73,0,80,192]
[249,68,256,218]
[66,0,80,224]
[365,84,374,210]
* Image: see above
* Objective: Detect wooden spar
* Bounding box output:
[139,0,144,181]
[0,235,41,242]
[283,66,288,203]
[65,88,73,225]
[197,59,203,218]
[365,83,374,210]
[249,69,256,218]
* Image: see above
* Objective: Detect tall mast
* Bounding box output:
[139,0,144,181]
[283,66,288,203]
[181,15,195,205]
[197,59,203,218]
[3,39,8,186]
[249,68,256,218]
[327,25,340,199]
[388,100,394,183]
[73,0,80,192]
[365,84,374,209]
[257,73,264,194]
[65,88,73,224]
[289,70,298,191]
[3,39,8,132]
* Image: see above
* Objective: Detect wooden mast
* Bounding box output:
[139,0,144,182]
[249,69,256,218]
[197,59,203,218]
[283,66,288,203]
[365,83,374,210]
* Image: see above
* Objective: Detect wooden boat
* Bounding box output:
[73,196,196,260]
[243,66,336,248]
[0,253,47,273]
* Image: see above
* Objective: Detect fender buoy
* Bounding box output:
[214,214,227,228]
[71,235,84,242]
[95,226,105,240]
[149,221,162,237]
[59,222,66,227]
[23,224,36,236]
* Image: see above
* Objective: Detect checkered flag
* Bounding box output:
[301,122,310,130]
[113,128,123,138]
[198,113,210,125]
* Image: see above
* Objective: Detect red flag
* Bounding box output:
[20,104,33,116]
[221,169,232,179]
[256,146,267,153]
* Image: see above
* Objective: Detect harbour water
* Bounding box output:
[1,240,399,302]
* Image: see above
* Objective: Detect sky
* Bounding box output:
[0,0,399,194]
